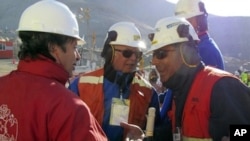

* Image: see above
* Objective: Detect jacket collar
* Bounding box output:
[104,64,134,88]
[198,32,209,40]
[17,56,69,85]
[163,62,204,90]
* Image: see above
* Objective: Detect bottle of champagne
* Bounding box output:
[143,107,155,141]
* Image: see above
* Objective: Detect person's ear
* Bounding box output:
[48,43,56,52]
[48,43,60,61]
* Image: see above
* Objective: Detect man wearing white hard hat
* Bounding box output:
[175,0,225,70]
[0,0,107,140]
[69,21,163,141]
[147,16,250,141]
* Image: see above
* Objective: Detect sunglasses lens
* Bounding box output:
[115,49,142,60]
[123,50,142,60]
[123,50,133,58]
[153,50,167,59]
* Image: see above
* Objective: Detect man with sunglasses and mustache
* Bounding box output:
[69,22,166,141]
[159,1,226,139]
[147,16,250,141]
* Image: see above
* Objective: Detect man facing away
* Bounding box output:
[0,0,107,140]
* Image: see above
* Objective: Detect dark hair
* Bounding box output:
[18,31,75,60]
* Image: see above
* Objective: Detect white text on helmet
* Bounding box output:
[166,22,182,29]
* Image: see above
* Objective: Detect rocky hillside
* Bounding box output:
[1,0,250,72]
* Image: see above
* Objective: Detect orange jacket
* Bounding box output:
[78,68,153,129]
[170,67,235,141]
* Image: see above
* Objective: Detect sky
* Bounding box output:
[166,0,250,17]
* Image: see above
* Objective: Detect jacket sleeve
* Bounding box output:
[209,77,250,141]
[198,36,225,70]
[48,93,107,141]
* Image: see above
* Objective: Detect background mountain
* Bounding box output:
[1,0,250,73]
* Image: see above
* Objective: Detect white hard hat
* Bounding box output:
[17,0,85,44]
[147,17,199,53]
[175,0,206,19]
[107,22,146,49]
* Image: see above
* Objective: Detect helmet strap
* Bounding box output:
[110,45,115,63]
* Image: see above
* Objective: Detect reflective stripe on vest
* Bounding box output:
[79,73,150,88]
[183,136,212,141]
[79,75,104,84]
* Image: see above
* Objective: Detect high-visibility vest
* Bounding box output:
[169,66,236,141]
[78,68,153,128]
[241,72,248,84]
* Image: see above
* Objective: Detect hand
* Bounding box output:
[221,136,230,141]
[120,121,145,141]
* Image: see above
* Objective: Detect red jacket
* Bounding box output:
[170,67,236,141]
[0,57,107,141]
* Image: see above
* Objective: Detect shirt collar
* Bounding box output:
[17,56,69,84]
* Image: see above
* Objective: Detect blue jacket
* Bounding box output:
[198,33,225,70]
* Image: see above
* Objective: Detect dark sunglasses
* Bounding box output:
[153,49,175,60]
[114,49,142,60]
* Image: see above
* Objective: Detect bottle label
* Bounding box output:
[173,133,181,141]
